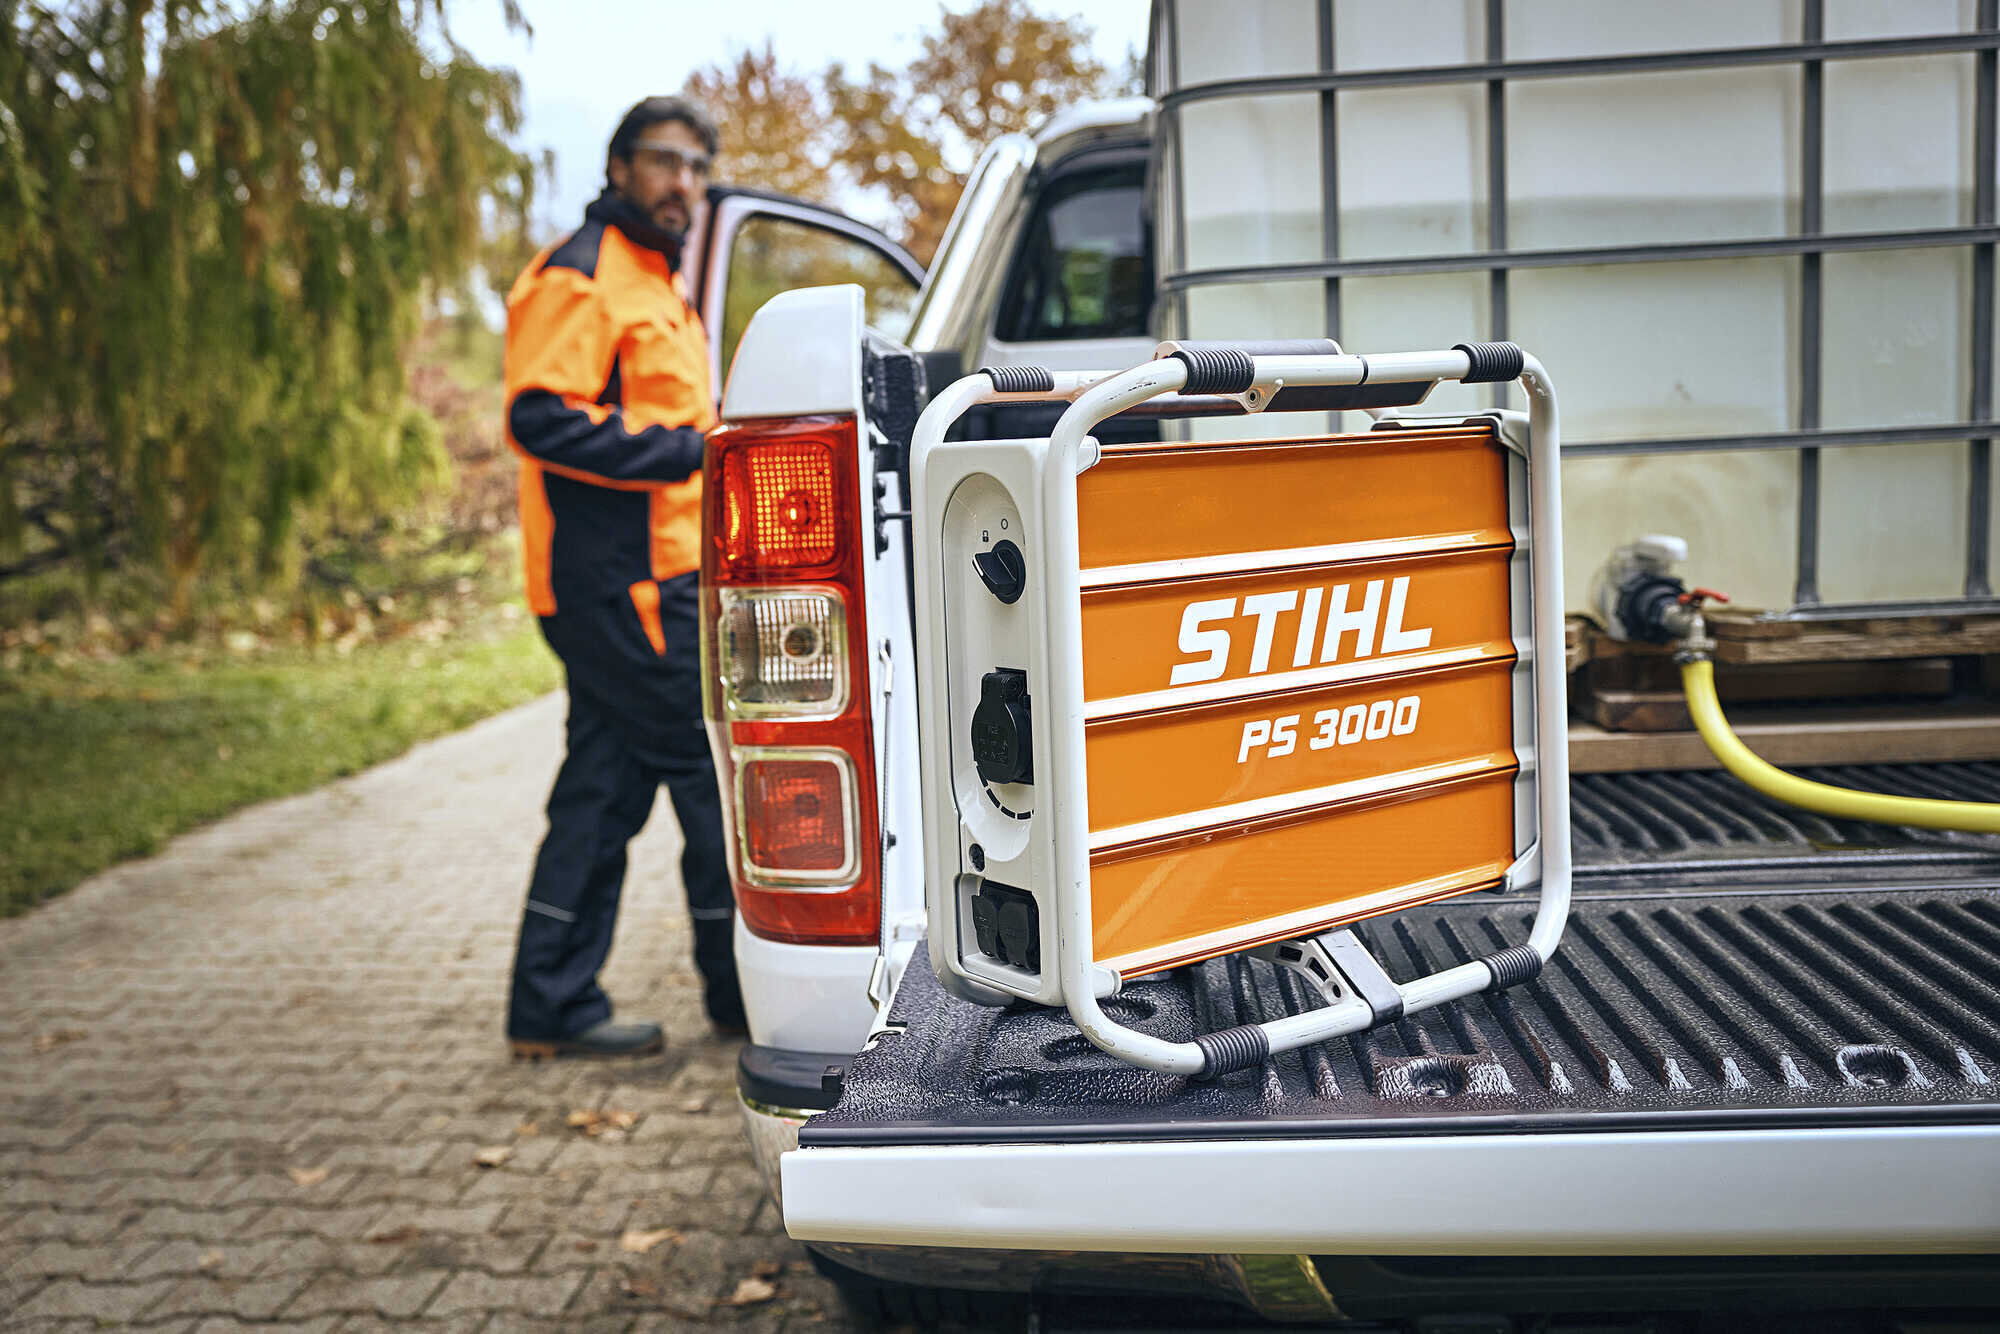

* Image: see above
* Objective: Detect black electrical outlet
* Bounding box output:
[968,879,1040,972]
[970,668,1032,785]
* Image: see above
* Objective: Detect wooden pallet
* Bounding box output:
[1576,660,1955,733]
[1566,617,1960,729]
[1571,701,2000,773]
[1563,612,1999,766]
[1707,608,2000,665]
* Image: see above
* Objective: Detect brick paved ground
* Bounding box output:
[1,694,863,1332]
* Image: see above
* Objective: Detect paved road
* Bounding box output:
[1,694,857,1332]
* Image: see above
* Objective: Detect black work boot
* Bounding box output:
[509,1019,664,1061]
[706,977,748,1039]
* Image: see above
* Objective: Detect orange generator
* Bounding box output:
[910,340,1572,1076]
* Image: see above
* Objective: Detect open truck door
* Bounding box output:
[683,186,924,396]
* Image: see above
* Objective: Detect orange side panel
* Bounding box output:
[1079,546,1515,703]
[1084,657,1517,834]
[1089,771,1517,976]
[1070,420,1519,975]
[1079,426,1510,568]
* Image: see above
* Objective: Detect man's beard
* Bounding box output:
[623,186,689,242]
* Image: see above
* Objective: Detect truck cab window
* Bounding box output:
[720,215,920,376]
[996,165,1152,342]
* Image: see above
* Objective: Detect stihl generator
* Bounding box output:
[910,340,1571,1077]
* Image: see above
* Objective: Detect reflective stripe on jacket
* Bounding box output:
[504,197,715,616]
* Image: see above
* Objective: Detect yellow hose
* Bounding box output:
[1679,658,2000,834]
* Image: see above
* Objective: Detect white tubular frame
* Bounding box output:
[913,347,1570,1075]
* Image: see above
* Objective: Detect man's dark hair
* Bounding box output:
[606,96,719,178]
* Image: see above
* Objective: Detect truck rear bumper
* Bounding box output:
[782,1123,2000,1253]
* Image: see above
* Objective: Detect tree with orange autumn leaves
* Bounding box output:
[683,0,1134,265]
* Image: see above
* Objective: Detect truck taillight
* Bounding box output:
[702,416,879,947]
[718,437,841,572]
[737,750,857,879]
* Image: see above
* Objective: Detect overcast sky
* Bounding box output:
[448,0,1152,236]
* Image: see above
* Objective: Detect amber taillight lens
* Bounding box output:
[738,752,855,877]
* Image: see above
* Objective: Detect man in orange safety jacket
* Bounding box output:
[501,96,741,1059]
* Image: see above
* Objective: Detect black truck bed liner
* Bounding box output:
[806,763,2000,1148]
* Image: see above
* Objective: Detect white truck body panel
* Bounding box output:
[717,284,928,1051]
[731,923,876,1056]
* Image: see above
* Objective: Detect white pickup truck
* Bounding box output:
[690,102,2000,1326]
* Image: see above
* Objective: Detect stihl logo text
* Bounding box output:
[1169,576,1434,687]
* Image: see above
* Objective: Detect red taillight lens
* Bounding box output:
[720,439,840,571]
[739,752,854,877]
[702,415,880,948]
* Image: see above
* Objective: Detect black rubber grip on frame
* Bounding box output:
[1168,339,1345,396]
[1481,944,1544,988]
[1452,341,1526,384]
[1167,346,1256,395]
[979,365,1055,394]
[1194,1023,1270,1079]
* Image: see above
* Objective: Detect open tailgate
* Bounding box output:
[783,857,2000,1253]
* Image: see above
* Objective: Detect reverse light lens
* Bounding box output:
[721,439,840,570]
[737,749,856,883]
[717,586,848,718]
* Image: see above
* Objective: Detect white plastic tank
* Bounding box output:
[1150,0,1987,613]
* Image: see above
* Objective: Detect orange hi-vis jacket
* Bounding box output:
[504,191,716,624]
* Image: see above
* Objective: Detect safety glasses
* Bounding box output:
[631,143,712,180]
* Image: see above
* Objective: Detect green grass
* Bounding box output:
[0,611,561,916]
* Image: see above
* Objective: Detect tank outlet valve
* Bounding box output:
[971,668,1033,785]
[1590,534,1726,645]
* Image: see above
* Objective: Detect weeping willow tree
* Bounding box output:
[0,0,533,617]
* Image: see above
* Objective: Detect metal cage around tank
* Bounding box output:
[1149,0,2000,618]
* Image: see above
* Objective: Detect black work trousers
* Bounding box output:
[507,571,738,1041]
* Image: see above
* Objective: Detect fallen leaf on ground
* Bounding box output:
[566,1107,640,1136]
[470,1145,514,1168]
[751,1258,782,1279]
[573,1240,599,1253]
[513,1120,540,1137]
[196,1249,224,1273]
[619,1227,681,1254]
[368,1225,422,1244]
[724,1277,778,1306]
[32,1029,86,1054]
[619,1273,662,1300]
[286,1166,330,1188]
